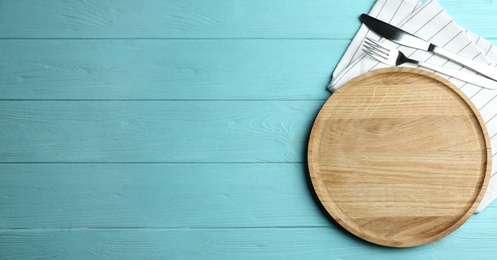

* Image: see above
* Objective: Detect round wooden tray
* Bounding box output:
[308,67,491,247]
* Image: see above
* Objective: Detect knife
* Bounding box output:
[360,13,497,81]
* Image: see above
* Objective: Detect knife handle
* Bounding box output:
[418,61,497,89]
[432,45,497,81]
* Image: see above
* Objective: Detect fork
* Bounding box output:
[363,38,497,90]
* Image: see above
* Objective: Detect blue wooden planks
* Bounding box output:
[0,101,322,162]
[0,0,496,39]
[1,218,497,259]
[0,0,371,39]
[0,163,329,228]
[0,40,341,100]
[1,0,497,258]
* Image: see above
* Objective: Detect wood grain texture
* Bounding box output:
[308,68,491,247]
[1,220,497,260]
[0,0,371,39]
[0,163,329,228]
[0,40,339,100]
[0,101,321,162]
[0,0,496,39]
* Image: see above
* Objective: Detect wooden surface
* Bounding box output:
[1,0,497,258]
[308,68,491,247]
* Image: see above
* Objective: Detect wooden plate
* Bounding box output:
[308,67,491,247]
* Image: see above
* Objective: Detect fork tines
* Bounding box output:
[363,38,390,60]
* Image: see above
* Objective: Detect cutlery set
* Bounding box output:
[360,14,497,89]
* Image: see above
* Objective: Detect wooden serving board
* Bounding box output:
[308,67,491,247]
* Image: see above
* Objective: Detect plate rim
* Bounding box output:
[307,67,492,247]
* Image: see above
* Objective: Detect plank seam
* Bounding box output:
[0,99,328,102]
[0,226,329,231]
[0,38,347,40]
[0,162,306,164]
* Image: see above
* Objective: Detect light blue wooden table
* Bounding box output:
[1,0,497,258]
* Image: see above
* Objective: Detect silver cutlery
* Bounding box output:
[363,38,497,89]
[360,14,497,81]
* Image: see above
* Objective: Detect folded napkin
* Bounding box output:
[330,0,497,213]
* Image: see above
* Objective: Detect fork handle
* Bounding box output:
[418,62,497,90]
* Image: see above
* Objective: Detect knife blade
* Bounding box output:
[360,13,497,81]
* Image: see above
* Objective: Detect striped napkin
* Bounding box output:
[330,0,497,213]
